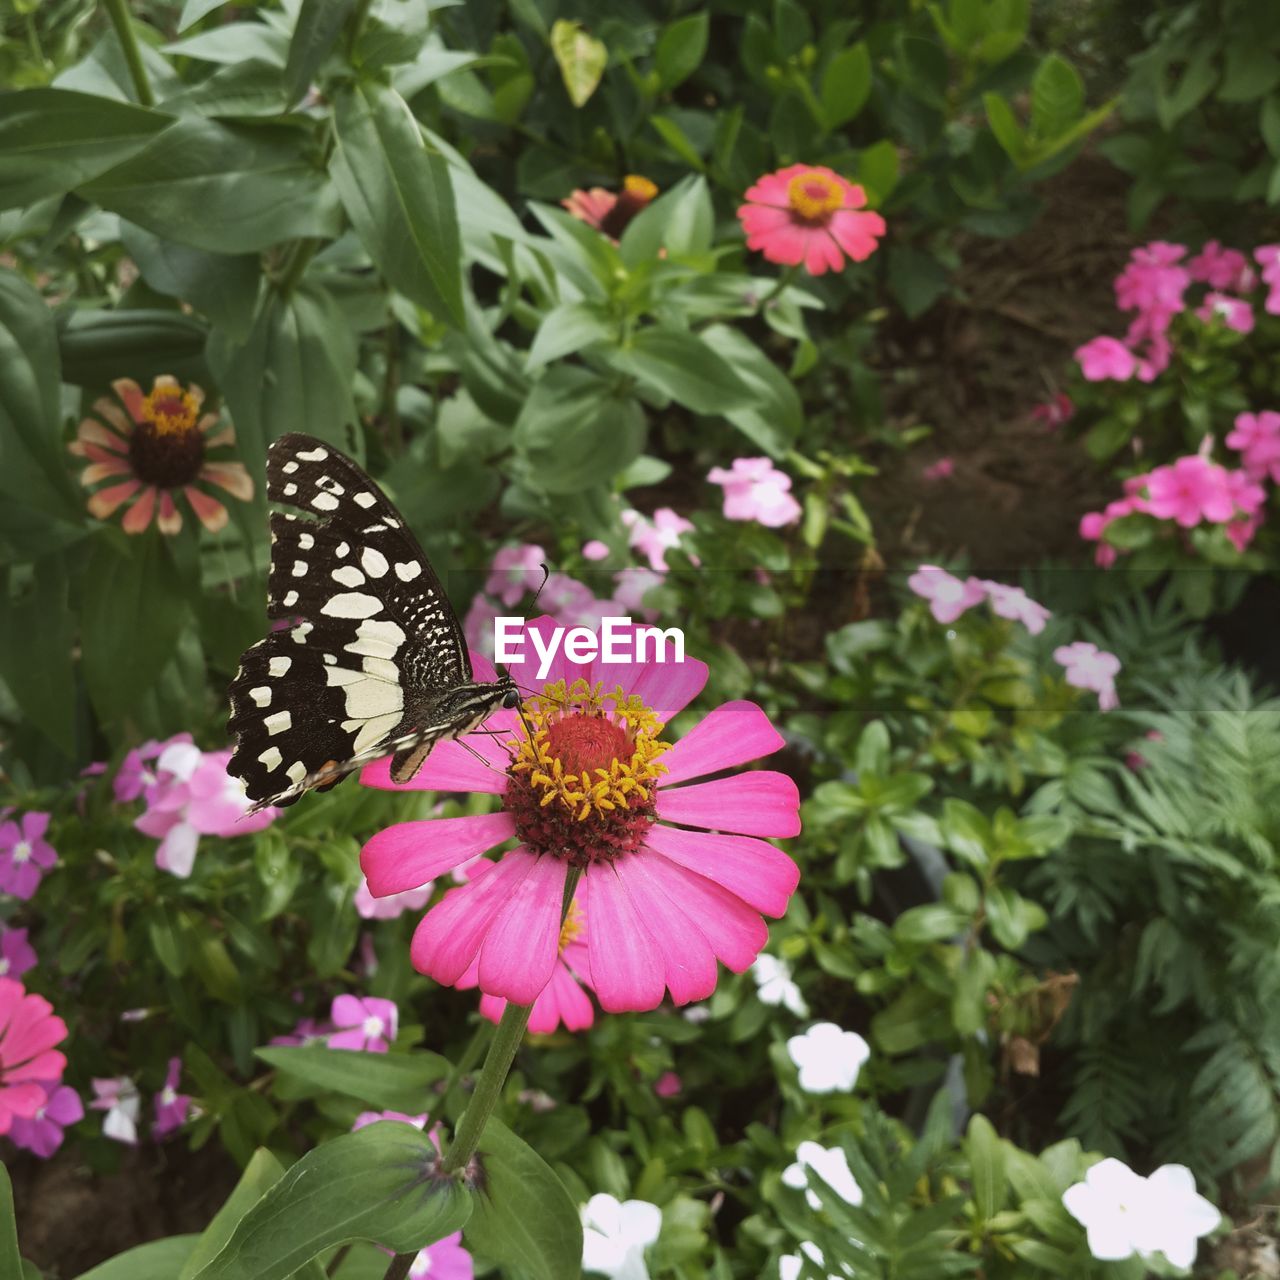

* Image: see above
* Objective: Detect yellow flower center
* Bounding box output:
[559,901,585,951]
[141,387,200,438]
[786,171,843,222]
[623,174,659,201]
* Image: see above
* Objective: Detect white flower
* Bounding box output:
[786,1022,870,1093]
[752,954,809,1017]
[779,1241,847,1280]
[782,1141,862,1211]
[1062,1158,1220,1269]
[581,1192,662,1280]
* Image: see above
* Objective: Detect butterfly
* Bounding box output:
[227,432,521,810]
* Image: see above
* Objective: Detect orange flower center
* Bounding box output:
[787,171,843,222]
[129,382,205,488]
[142,388,200,438]
[623,174,658,201]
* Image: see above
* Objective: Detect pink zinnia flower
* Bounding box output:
[354,875,433,921]
[921,457,955,481]
[1197,292,1254,334]
[622,508,694,571]
[906,566,986,624]
[1054,642,1121,712]
[1029,392,1074,431]
[269,1016,332,1048]
[408,1233,473,1280]
[1226,410,1280,483]
[738,164,885,275]
[459,899,595,1034]
[90,1076,140,1144]
[328,995,398,1053]
[707,457,802,527]
[1075,336,1136,382]
[0,927,36,980]
[654,1071,682,1098]
[562,175,658,240]
[1187,240,1250,290]
[360,617,801,1014]
[977,581,1052,635]
[0,812,57,901]
[485,544,547,607]
[7,1081,82,1158]
[134,742,277,877]
[0,978,67,1135]
[152,1057,191,1140]
[69,375,254,534]
[1144,455,1235,527]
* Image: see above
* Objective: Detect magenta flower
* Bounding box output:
[0,978,67,1135]
[707,457,803,528]
[622,508,694,571]
[1029,392,1074,431]
[921,457,955,481]
[360,617,801,1014]
[134,743,277,877]
[1188,240,1251,290]
[1054,642,1121,712]
[1256,245,1280,314]
[152,1057,191,1140]
[1226,410,1280,483]
[0,927,36,980]
[485,543,548,607]
[1114,242,1189,336]
[654,1071,682,1098]
[612,568,663,617]
[738,164,885,275]
[329,995,398,1053]
[1144,456,1235,527]
[977,581,1052,635]
[906,566,986,624]
[1197,292,1254,333]
[409,1233,473,1280]
[0,812,56,902]
[459,899,596,1034]
[269,1016,332,1048]
[355,876,433,921]
[113,733,194,803]
[1075,336,1136,382]
[7,1082,82,1158]
[90,1076,140,1144]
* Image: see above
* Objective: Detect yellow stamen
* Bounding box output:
[559,901,586,950]
[623,174,658,201]
[786,171,843,222]
[141,385,201,438]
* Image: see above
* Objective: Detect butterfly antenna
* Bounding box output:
[531,563,551,608]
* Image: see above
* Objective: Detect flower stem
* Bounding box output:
[102,0,153,106]
[756,263,800,313]
[380,1252,415,1280]
[436,1017,491,1116]
[276,238,320,298]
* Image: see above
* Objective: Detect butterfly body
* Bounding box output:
[227,433,518,810]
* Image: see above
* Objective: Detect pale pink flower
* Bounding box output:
[0,979,67,1136]
[408,1233,473,1280]
[1029,392,1074,431]
[0,813,57,901]
[1226,410,1280,483]
[921,457,955,481]
[1187,241,1250,290]
[1256,246,1280,314]
[1076,336,1136,382]
[7,1082,82,1157]
[977,581,1052,635]
[707,457,802,527]
[354,875,433,921]
[269,1016,332,1048]
[352,1109,428,1132]
[1197,292,1254,333]
[328,995,398,1053]
[485,544,547,607]
[1054,642,1121,712]
[738,164,885,275]
[113,733,194,803]
[1144,456,1235,527]
[152,1057,191,1140]
[654,1071,682,1098]
[360,616,801,1014]
[582,539,610,561]
[622,507,694,571]
[0,927,36,980]
[906,566,985,624]
[612,568,663,617]
[90,1075,139,1145]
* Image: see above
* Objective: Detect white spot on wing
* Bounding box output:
[299,533,314,551]
[312,492,339,512]
[354,492,377,508]
[395,560,422,581]
[298,447,329,462]
[361,548,389,578]
[283,461,299,474]
[331,565,366,588]
[335,542,350,558]
[292,561,307,577]
[258,747,282,770]
[268,656,292,676]
[292,622,313,644]
[284,590,299,608]
[321,593,383,619]
[283,483,298,497]
[351,711,399,752]
[345,618,406,660]
[286,761,307,785]
[249,686,271,707]
[265,711,292,735]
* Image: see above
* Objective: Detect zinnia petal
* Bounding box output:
[86,480,141,518]
[582,864,666,1012]
[112,378,146,424]
[362,812,516,896]
[643,824,799,916]
[200,462,254,501]
[641,855,767,971]
[656,771,801,837]
[121,486,158,534]
[659,701,784,784]
[477,854,567,1004]
[184,485,229,532]
[361,735,509,795]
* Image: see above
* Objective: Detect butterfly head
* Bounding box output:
[494,663,522,710]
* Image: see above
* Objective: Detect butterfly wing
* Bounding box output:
[228,434,474,807]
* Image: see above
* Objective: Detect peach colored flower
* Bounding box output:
[70,375,253,534]
[563,175,659,240]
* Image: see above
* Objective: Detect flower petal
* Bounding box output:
[112,378,146,424]
[362,812,515,896]
[656,771,800,837]
[643,824,798,917]
[529,961,595,1033]
[200,461,254,501]
[361,733,510,795]
[642,854,767,971]
[661,701,784,784]
[156,491,182,535]
[184,485,229,532]
[78,417,129,451]
[608,648,709,720]
[87,480,141,518]
[581,863,666,1012]
[477,854,567,1004]
[121,486,158,534]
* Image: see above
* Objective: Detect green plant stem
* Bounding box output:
[755,263,800,313]
[276,238,320,297]
[102,0,153,106]
[436,1017,491,1115]
[380,1252,415,1280]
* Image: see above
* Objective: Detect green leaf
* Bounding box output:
[331,81,463,326]
[81,118,342,253]
[81,532,188,727]
[649,115,705,169]
[163,25,289,67]
[654,12,709,92]
[984,886,1047,949]
[612,327,752,416]
[887,246,950,318]
[76,1236,201,1280]
[464,1118,583,1280]
[1263,94,1280,156]
[695,324,801,457]
[821,44,872,129]
[285,0,359,105]
[893,903,965,945]
[982,92,1027,165]
[525,302,613,371]
[255,1046,450,1112]
[1219,42,1280,103]
[550,20,607,107]
[857,139,899,202]
[0,89,171,211]
[514,366,646,494]
[57,308,209,390]
[966,1115,1006,1219]
[618,176,713,264]
[0,556,76,753]
[1030,54,1083,141]
[854,720,890,776]
[179,0,230,29]
[192,1123,470,1280]
[0,1164,21,1278]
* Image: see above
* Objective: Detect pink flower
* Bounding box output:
[409,1233,473,1280]
[0,813,57,900]
[269,1016,332,1048]
[152,1057,191,1140]
[0,979,67,1135]
[1226,512,1264,552]
[328,995,398,1053]
[69,375,254,534]
[1114,241,1189,328]
[1076,336,1136,382]
[134,743,277,877]
[353,1109,428,1132]
[90,1076,140,1144]
[1144,455,1236,527]
[360,617,801,1014]
[582,539,610,561]
[622,508,694,571]
[459,899,595,1034]
[612,568,663,617]
[1029,392,1074,431]
[355,876,433,921]
[1197,292,1254,333]
[738,164,885,275]
[1054,642,1121,712]
[114,733,195,803]
[485,544,547,607]
[977,581,1052,635]
[707,457,802,527]
[654,1071,682,1098]
[921,457,955,481]
[563,175,658,240]
[6,1082,82,1157]
[906,566,986,624]
[1226,410,1280,483]
[540,574,624,631]
[0,927,36,980]
[1188,241,1250,290]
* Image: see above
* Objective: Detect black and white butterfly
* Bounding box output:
[227,432,520,810]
